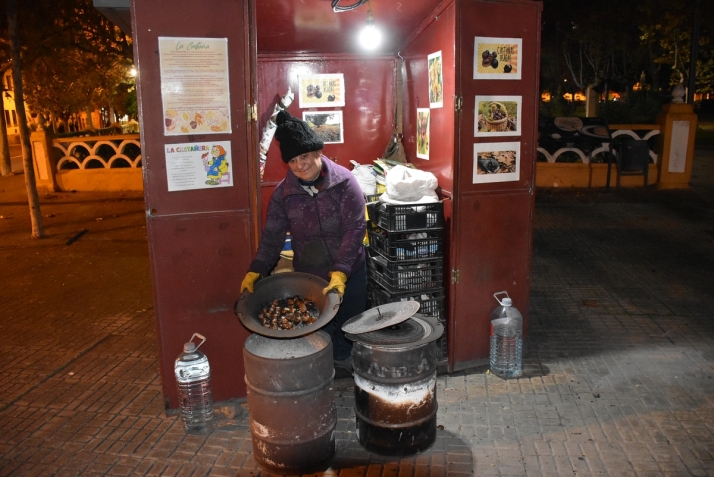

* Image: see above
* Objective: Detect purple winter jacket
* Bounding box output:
[249,156,366,281]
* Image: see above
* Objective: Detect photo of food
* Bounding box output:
[473,37,522,80]
[164,108,230,135]
[428,51,443,108]
[472,142,520,184]
[298,74,345,108]
[303,111,344,144]
[416,108,430,160]
[475,95,522,137]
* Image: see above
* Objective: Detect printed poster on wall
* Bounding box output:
[158,37,231,136]
[473,141,520,184]
[416,108,430,160]
[473,37,522,80]
[428,51,443,108]
[475,95,522,137]
[303,111,344,144]
[165,141,233,191]
[298,74,345,108]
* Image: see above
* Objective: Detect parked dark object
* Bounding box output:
[608,139,650,189]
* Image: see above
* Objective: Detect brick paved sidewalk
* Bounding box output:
[1,144,714,476]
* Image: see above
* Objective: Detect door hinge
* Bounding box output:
[451,268,460,284]
[454,96,463,113]
[247,103,257,122]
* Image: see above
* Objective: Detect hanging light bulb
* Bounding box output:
[359,3,382,50]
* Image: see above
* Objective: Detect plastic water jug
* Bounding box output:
[489,291,523,379]
[175,333,214,432]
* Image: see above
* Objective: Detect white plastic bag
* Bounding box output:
[350,160,377,196]
[383,165,438,203]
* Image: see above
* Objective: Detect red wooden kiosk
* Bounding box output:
[111,0,542,408]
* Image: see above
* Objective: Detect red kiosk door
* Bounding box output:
[132,0,258,405]
[449,0,542,371]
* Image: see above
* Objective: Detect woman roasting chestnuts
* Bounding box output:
[240,110,367,374]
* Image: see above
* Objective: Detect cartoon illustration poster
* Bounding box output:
[165,141,233,191]
[428,51,443,108]
[472,142,520,184]
[473,37,522,80]
[298,74,345,108]
[158,37,232,135]
[416,108,430,160]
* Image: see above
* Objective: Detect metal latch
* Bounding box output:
[454,96,463,113]
[451,269,460,284]
[247,103,257,122]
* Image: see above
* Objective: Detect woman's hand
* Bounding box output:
[323,271,347,296]
[240,272,261,294]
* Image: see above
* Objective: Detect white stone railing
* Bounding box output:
[537,124,660,164]
[54,134,142,170]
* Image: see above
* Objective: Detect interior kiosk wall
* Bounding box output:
[131,0,541,406]
[257,57,396,222]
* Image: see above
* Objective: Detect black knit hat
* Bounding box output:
[274,110,324,163]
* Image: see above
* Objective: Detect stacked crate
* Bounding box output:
[365,199,447,363]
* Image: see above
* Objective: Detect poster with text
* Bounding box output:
[472,142,520,184]
[475,95,522,137]
[303,111,344,144]
[416,108,430,160]
[165,141,233,191]
[298,74,345,108]
[159,37,231,135]
[428,51,443,108]
[473,37,522,80]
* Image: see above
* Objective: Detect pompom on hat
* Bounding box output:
[274,110,324,163]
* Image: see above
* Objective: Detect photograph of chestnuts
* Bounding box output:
[475,95,522,137]
[472,141,520,184]
[303,111,344,144]
[473,37,522,80]
[297,73,345,108]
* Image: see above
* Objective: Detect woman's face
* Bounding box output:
[288,150,322,181]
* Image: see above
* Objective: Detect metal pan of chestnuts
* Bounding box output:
[235,272,341,338]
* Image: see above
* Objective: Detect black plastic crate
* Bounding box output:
[368,201,443,232]
[367,254,443,294]
[367,283,445,322]
[368,227,442,260]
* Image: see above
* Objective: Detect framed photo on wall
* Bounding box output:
[428,51,443,108]
[303,111,344,144]
[472,141,520,184]
[475,95,522,137]
[297,74,345,108]
[473,37,522,80]
[416,108,430,160]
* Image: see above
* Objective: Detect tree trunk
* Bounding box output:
[86,107,94,128]
[8,0,43,238]
[0,89,11,176]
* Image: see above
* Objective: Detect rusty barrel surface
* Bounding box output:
[352,339,438,456]
[243,331,336,474]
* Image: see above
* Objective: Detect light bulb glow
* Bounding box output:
[359,23,382,50]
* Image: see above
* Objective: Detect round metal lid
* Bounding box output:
[345,314,443,348]
[341,301,420,334]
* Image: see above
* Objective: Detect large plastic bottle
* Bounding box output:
[489,291,523,379]
[175,333,214,432]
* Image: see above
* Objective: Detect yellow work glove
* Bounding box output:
[323,271,347,296]
[240,272,261,294]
